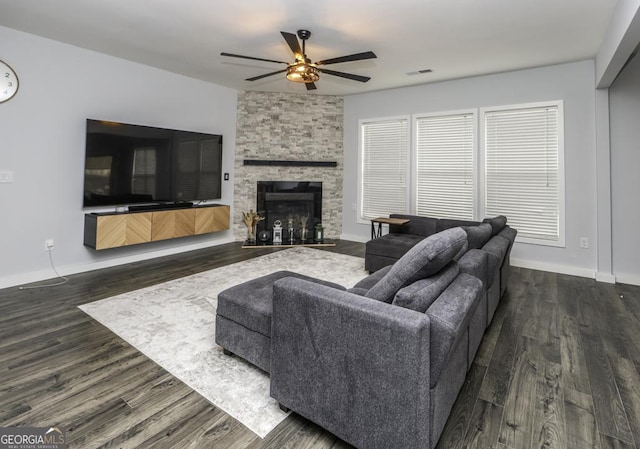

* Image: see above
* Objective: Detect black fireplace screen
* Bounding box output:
[256,181,322,239]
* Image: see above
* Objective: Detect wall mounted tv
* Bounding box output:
[83,119,223,208]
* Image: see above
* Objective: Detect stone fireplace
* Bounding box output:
[233,91,344,241]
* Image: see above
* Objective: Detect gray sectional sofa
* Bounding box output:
[269,219,516,449]
[216,216,516,449]
[366,214,516,326]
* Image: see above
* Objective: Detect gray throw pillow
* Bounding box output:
[365,227,467,303]
[392,262,460,312]
[483,215,507,236]
[463,223,493,249]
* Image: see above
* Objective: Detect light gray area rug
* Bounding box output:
[79,247,367,438]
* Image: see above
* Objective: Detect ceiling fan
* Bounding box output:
[221,30,377,91]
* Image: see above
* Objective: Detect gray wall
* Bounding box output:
[0,26,238,288]
[233,91,344,240]
[342,60,599,278]
[609,53,640,285]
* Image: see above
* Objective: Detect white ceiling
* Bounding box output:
[0,0,618,96]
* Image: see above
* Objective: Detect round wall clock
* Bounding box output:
[0,60,19,103]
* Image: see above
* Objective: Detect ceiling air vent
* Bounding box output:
[406,69,433,76]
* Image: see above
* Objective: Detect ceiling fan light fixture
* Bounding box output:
[286,62,320,83]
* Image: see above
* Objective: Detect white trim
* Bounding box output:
[1,236,235,290]
[511,257,595,279]
[595,272,617,284]
[615,273,640,287]
[595,88,614,278]
[340,232,369,244]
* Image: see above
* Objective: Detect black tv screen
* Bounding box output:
[83,119,223,208]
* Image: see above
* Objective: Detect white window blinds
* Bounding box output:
[360,118,409,220]
[483,103,563,244]
[415,112,475,220]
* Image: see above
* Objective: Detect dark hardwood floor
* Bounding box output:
[1,241,639,449]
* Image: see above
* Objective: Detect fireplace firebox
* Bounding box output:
[256,181,322,242]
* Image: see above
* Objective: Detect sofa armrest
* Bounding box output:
[425,273,483,385]
[271,277,431,449]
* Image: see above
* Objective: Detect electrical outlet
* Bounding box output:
[580,237,589,249]
[45,239,55,250]
[0,170,13,183]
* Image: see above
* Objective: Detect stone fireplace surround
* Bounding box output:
[233,91,344,241]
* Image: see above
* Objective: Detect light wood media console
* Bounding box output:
[84,204,230,250]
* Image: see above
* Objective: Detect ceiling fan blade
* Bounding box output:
[281,31,303,59]
[318,68,371,83]
[316,51,377,66]
[305,82,317,91]
[246,69,288,81]
[221,52,289,65]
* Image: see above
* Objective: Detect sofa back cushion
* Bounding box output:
[457,249,491,286]
[498,226,517,244]
[482,215,507,236]
[436,218,481,233]
[390,214,438,237]
[463,223,493,249]
[392,262,459,312]
[365,227,467,303]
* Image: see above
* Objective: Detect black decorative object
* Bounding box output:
[244,160,337,167]
[258,230,271,242]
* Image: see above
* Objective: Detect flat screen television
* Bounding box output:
[83,119,223,208]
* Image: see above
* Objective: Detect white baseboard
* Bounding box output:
[510,257,596,279]
[615,272,640,286]
[340,233,369,243]
[342,235,607,281]
[1,236,236,290]
[595,272,617,284]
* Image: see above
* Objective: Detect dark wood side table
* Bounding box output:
[370,217,410,239]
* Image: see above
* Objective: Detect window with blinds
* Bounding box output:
[415,111,475,220]
[359,118,409,221]
[483,102,564,245]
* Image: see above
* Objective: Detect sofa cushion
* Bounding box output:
[390,214,438,237]
[217,270,345,337]
[482,215,507,236]
[498,226,517,244]
[365,227,467,303]
[365,233,425,259]
[482,235,510,265]
[436,218,481,233]
[457,249,491,286]
[463,223,493,249]
[392,262,459,312]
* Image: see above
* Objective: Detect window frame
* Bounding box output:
[479,100,565,247]
[357,116,411,224]
[412,109,478,220]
